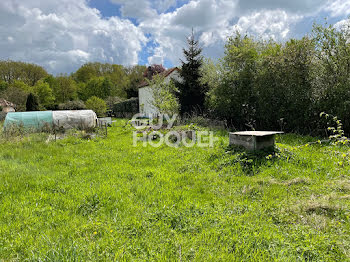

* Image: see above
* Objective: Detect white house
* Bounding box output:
[138,67,181,117]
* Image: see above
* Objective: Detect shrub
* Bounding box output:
[1,86,28,112]
[206,25,350,134]
[113,97,139,118]
[58,100,86,110]
[105,96,123,111]
[85,96,107,117]
[0,112,6,121]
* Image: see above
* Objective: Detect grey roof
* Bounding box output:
[230,131,284,137]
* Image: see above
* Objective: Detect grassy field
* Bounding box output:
[0,120,349,261]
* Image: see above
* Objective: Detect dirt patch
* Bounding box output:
[285,177,310,186]
[304,202,340,217]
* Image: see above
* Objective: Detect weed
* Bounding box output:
[0,119,349,260]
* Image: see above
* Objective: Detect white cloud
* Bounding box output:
[110,0,157,19]
[0,0,147,74]
[235,10,302,40]
[324,0,350,17]
[0,0,348,74]
[140,0,239,65]
[151,0,183,13]
[140,0,303,65]
[238,0,327,15]
[334,19,349,29]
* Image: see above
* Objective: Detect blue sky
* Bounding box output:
[0,0,349,74]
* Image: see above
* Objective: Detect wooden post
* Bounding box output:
[54,123,56,142]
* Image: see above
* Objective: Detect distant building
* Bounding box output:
[138,67,181,116]
[0,98,16,113]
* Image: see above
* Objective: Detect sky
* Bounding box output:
[0,0,349,75]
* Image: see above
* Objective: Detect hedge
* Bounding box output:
[113,97,139,118]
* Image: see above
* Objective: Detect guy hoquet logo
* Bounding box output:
[131,114,218,148]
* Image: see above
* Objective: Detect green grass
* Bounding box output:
[0,120,349,261]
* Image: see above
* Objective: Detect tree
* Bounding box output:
[210,32,316,132]
[200,58,222,113]
[73,63,100,83]
[26,93,39,111]
[0,60,48,86]
[83,77,111,100]
[312,19,350,132]
[11,80,31,92]
[0,80,8,92]
[125,65,146,98]
[74,63,129,99]
[149,75,179,115]
[58,100,86,110]
[33,80,54,109]
[143,64,165,79]
[109,65,129,98]
[174,30,207,116]
[0,86,28,111]
[85,96,107,117]
[53,75,77,103]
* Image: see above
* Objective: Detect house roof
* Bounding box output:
[138,67,180,88]
[0,98,15,108]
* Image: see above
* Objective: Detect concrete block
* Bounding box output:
[229,131,283,151]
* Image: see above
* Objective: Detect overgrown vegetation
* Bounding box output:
[204,20,350,134]
[113,98,139,118]
[0,119,349,260]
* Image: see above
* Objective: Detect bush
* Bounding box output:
[1,86,28,112]
[113,97,139,118]
[105,96,124,111]
[58,100,86,110]
[0,112,6,121]
[85,96,107,117]
[206,21,350,135]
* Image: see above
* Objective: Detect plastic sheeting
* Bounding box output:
[52,110,97,130]
[4,110,98,131]
[4,111,53,130]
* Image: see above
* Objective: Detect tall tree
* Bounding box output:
[125,65,146,98]
[0,60,48,86]
[33,80,55,109]
[53,75,77,103]
[26,93,39,111]
[175,30,207,116]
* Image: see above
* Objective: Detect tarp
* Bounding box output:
[4,111,53,131]
[52,110,97,130]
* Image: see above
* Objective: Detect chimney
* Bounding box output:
[146,66,153,80]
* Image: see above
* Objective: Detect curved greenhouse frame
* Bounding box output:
[3,110,98,132]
